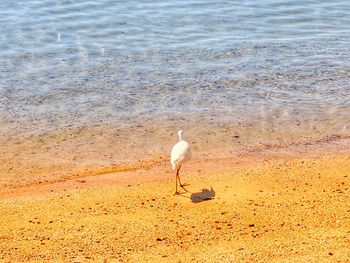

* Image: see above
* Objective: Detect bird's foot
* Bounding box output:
[180,184,188,192]
[174,191,180,196]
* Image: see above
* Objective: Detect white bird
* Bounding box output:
[171,130,192,195]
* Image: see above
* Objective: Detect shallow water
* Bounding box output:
[0,0,349,182]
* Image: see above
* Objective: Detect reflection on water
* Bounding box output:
[0,0,349,181]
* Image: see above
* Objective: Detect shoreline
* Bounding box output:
[1,135,349,200]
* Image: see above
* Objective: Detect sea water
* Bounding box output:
[0,0,349,182]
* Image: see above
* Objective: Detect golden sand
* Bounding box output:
[0,154,349,262]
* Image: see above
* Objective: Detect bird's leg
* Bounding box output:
[177,165,188,192]
[179,177,188,192]
[174,167,179,195]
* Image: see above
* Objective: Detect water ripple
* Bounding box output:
[0,0,349,141]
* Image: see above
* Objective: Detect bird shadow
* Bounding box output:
[189,187,216,203]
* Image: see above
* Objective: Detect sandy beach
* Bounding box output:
[1,139,349,262]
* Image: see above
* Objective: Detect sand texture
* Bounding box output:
[0,154,349,262]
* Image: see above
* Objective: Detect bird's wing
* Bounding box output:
[171,141,190,167]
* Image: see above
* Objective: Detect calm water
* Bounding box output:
[0,0,349,181]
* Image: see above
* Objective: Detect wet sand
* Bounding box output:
[0,139,349,262]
